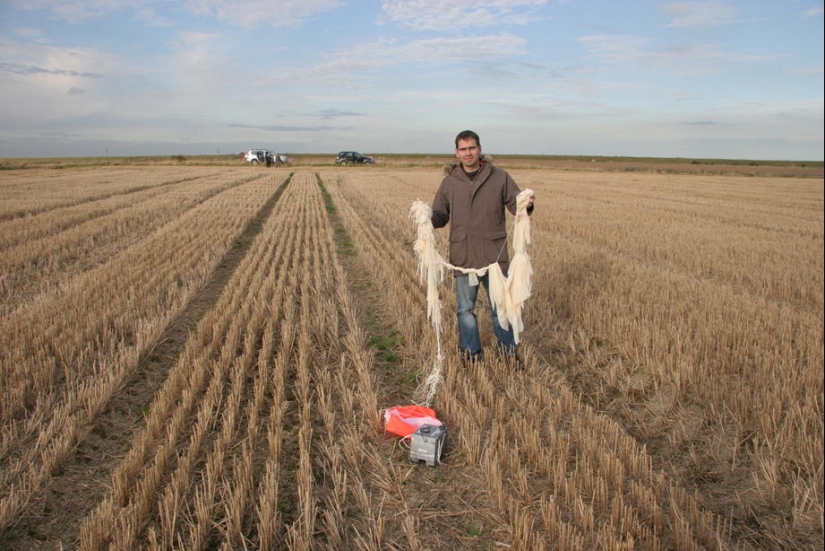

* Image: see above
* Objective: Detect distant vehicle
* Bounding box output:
[335,151,375,165]
[245,149,289,166]
[245,149,271,164]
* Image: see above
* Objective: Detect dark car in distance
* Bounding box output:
[335,151,375,165]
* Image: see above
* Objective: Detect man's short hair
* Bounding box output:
[455,130,480,148]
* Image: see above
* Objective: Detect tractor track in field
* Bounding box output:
[317,174,505,550]
[0,174,291,551]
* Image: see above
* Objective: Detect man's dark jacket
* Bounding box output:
[430,158,528,275]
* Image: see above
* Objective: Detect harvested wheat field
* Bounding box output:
[0,163,821,550]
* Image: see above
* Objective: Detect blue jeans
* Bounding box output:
[455,273,516,358]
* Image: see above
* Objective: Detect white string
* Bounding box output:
[409,189,534,406]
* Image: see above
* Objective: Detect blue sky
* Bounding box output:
[1,0,822,160]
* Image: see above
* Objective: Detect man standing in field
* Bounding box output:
[430,130,534,364]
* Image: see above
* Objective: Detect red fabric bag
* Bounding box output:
[383,405,442,438]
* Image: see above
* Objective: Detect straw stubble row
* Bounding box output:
[327,168,731,549]
[2,166,819,549]
[0,174,277,533]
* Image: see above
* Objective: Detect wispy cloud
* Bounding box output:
[8,0,139,23]
[661,87,698,101]
[792,66,824,76]
[0,62,102,78]
[0,38,122,79]
[381,0,547,31]
[9,0,342,26]
[0,38,130,127]
[183,0,342,26]
[258,33,527,88]
[159,31,239,98]
[577,34,775,74]
[133,6,174,26]
[305,109,368,119]
[664,1,749,27]
[11,27,46,40]
[577,35,653,64]
[230,123,343,132]
[328,33,528,67]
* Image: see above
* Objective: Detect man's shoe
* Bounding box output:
[461,353,483,367]
[500,348,525,369]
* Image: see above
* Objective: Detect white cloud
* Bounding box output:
[664,1,742,27]
[11,27,47,40]
[0,39,122,125]
[183,0,342,26]
[793,66,825,75]
[661,87,698,101]
[258,33,527,88]
[133,6,174,26]
[134,31,246,119]
[577,35,653,64]
[166,31,228,76]
[8,0,342,26]
[381,0,547,31]
[350,33,528,63]
[305,109,368,119]
[0,37,122,83]
[577,34,775,74]
[8,0,137,23]
[728,97,824,121]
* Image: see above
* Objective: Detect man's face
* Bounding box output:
[455,138,481,171]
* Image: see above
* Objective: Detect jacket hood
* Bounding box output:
[442,154,494,176]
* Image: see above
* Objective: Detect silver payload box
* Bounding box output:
[409,424,447,467]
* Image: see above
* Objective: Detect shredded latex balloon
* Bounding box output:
[409,189,534,406]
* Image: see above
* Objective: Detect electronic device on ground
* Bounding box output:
[409,424,447,467]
